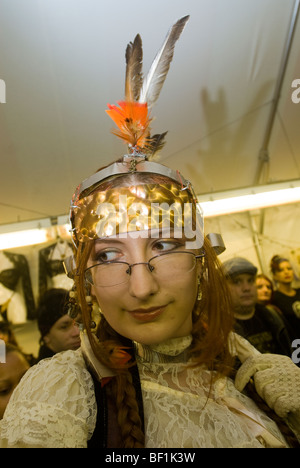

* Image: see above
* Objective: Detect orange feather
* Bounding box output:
[106,101,151,149]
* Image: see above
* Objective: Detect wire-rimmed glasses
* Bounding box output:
[85,251,204,287]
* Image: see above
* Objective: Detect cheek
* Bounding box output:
[93,288,116,310]
[171,273,198,312]
[46,331,63,346]
[228,286,241,304]
[274,272,283,281]
[169,267,198,289]
[93,289,122,330]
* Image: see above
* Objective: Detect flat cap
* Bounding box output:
[222,257,258,278]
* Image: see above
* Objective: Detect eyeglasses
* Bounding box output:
[85,251,204,287]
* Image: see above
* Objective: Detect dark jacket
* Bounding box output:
[234,303,292,356]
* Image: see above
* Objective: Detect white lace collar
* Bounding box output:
[134,335,193,363]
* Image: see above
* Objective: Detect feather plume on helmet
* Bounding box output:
[106,15,190,159]
[64,14,226,281]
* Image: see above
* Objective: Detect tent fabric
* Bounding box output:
[0,0,299,273]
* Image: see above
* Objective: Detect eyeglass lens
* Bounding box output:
[86,252,197,287]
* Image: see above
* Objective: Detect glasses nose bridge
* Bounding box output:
[127,261,154,275]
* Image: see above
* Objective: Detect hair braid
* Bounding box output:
[110,373,145,448]
[97,317,145,447]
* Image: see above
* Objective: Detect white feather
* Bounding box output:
[139,15,189,108]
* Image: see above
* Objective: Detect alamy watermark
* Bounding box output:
[292,339,300,364]
[0,79,6,103]
[0,338,6,363]
[92,196,204,249]
[291,79,300,104]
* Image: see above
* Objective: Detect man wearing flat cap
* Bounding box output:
[223,257,292,356]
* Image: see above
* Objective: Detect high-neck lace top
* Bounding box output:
[0,335,289,448]
[134,336,287,448]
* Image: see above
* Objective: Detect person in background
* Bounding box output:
[0,322,36,366]
[37,288,81,362]
[223,257,292,356]
[0,323,18,347]
[256,274,274,306]
[270,255,300,342]
[0,344,30,419]
[256,273,291,328]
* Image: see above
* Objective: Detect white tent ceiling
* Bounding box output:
[0,0,299,271]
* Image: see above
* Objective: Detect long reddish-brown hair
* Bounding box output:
[73,170,235,447]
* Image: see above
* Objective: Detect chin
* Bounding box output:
[127,325,190,346]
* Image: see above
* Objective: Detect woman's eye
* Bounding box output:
[153,240,183,252]
[94,249,121,263]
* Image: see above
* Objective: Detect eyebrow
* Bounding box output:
[57,318,72,325]
[94,232,180,245]
[95,239,125,246]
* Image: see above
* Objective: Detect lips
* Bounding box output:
[127,305,166,322]
[241,295,255,301]
[71,339,81,349]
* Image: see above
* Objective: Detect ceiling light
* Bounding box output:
[0,215,70,250]
[198,180,300,217]
[0,229,49,250]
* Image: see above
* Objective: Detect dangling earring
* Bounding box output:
[193,277,202,318]
[197,277,202,302]
[67,288,80,319]
[67,287,100,331]
[85,294,96,329]
[86,294,101,332]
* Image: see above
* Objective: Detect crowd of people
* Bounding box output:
[223,255,300,358]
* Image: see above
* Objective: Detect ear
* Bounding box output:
[43,333,51,345]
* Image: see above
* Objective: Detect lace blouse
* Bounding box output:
[0,334,290,448]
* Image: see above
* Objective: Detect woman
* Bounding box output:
[256,274,274,306]
[0,322,19,347]
[1,164,299,448]
[0,322,36,367]
[1,16,300,449]
[270,255,300,341]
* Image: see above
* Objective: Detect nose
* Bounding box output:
[241,280,252,291]
[71,322,81,337]
[127,262,159,299]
